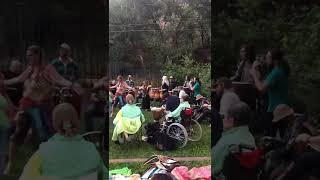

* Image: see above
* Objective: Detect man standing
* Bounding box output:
[125,75,135,88]
[3,60,23,106]
[169,76,177,91]
[51,43,79,82]
[216,77,241,119]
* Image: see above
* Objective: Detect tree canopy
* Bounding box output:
[109,0,211,85]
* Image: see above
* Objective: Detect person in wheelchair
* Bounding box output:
[165,94,191,122]
[150,92,179,117]
[112,94,145,144]
[212,101,256,179]
[19,103,107,180]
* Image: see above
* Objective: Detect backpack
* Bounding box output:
[156,132,178,151]
[145,122,160,145]
[145,122,178,151]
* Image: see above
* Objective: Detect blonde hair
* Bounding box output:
[52,103,79,137]
[126,94,135,104]
[27,45,46,65]
[162,76,169,86]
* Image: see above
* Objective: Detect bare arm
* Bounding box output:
[110,82,119,89]
[251,69,268,93]
[45,64,72,87]
[123,82,131,89]
[94,76,108,88]
[309,136,320,144]
[4,66,32,86]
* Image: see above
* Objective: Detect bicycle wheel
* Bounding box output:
[166,123,188,148]
[187,119,202,141]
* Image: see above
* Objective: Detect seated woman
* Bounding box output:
[19,103,107,179]
[166,94,191,120]
[112,94,145,144]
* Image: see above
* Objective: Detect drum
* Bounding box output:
[148,88,155,99]
[151,108,165,121]
[149,88,160,100]
[154,89,160,100]
[232,82,256,110]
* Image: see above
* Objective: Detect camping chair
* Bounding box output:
[81,131,105,180]
[82,131,104,154]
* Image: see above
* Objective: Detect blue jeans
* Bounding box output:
[114,96,125,108]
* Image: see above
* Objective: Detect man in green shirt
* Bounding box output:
[212,102,256,179]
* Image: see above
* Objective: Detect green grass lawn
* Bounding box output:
[109,108,211,173]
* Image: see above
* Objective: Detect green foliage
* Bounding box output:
[215,0,320,117]
[161,55,211,98]
[109,0,211,79]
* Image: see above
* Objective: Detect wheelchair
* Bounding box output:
[158,108,203,148]
[221,144,264,180]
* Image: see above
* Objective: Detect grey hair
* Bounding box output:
[227,101,251,126]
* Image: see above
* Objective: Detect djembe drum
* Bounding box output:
[149,88,161,101]
[151,108,165,121]
[232,82,257,111]
[154,88,160,100]
[148,88,155,100]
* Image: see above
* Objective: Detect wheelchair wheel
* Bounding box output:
[166,123,188,148]
[186,119,202,142]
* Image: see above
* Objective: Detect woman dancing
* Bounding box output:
[109,75,132,117]
[0,45,82,174]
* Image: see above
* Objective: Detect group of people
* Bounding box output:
[0,43,108,178]
[109,73,208,145]
[212,44,320,179]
